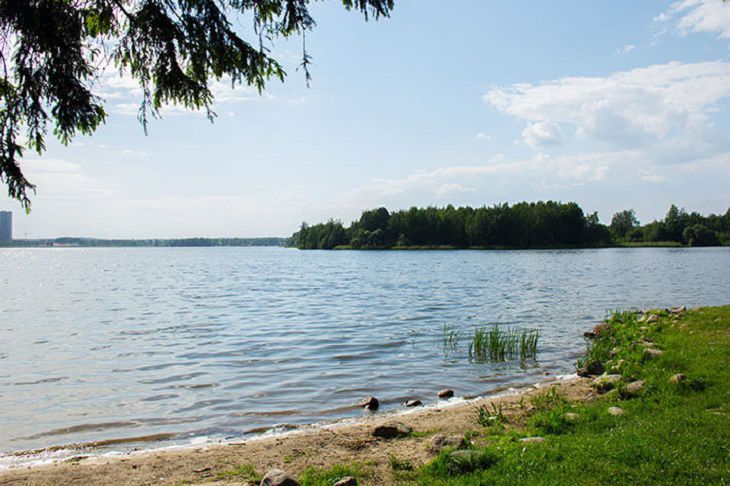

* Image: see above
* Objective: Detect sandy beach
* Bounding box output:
[0,376,593,485]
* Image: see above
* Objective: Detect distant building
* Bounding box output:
[0,211,12,241]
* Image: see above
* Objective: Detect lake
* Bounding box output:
[1,247,729,456]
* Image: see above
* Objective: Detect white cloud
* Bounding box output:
[522,120,564,149]
[99,71,271,116]
[476,132,492,141]
[434,183,477,198]
[615,44,636,54]
[23,158,117,200]
[656,0,730,39]
[484,61,730,163]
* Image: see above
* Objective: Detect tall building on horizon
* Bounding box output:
[0,211,12,241]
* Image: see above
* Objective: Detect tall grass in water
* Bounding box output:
[468,324,539,362]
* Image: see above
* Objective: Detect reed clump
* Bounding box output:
[468,324,539,362]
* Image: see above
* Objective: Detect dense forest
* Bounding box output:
[292,202,730,250]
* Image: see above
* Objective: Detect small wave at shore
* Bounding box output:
[0,373,578,471]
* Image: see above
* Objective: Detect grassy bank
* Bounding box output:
[296,306,730,485]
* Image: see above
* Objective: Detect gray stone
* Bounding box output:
[261,469,300,486]
[428,434,465,454]
[592,374,622,392]
[563,412,580,423]
[607,406,624,416]
[372,423,412,439]
[405,399,422,408]
[333,477,357,486]
[669,306,687,315]
[520,436,545,444]
[643,348,663,360]
[359,396,379,411]
[437,388,454,399]
[623,380,646,397]
[668,373,687,384]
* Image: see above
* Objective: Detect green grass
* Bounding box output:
[214,463,261,482]
[467,325,539,362]
[410,305,730,485]
[299,463,369,486]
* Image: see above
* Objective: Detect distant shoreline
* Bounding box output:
[0,237,291,248]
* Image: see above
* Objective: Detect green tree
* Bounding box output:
[610,209,639,240]
[0,0,393,209]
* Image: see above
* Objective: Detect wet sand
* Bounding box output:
[0,376,593,485]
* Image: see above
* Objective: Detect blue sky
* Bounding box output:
[2,0,730,238]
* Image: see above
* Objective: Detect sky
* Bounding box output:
[2,0,730,238]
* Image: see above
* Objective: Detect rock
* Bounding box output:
[437,388,454,399]
[668,373,687,384]
[428,434,466,454]
[623,380,646,397]
[586,360,605,376]
[359,396,379,411]
[636,339,655,348]
[669,306,687,315]
[592,374,622,392]
[333,477,357,486]
[583,331,597,339]
[607,406,624,416]
[405,399,422,408]
[592,322,611,337]
[563,412,580,423]
[449,450,485,461]
[520,436,545,444]
[646,314,659,323]
[261,469,300,486]
[608,359,625,373]
[643,348,663,360]
[372,423,412,439]
[576,367,591,377]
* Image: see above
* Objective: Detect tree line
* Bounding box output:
[292,202,730,250]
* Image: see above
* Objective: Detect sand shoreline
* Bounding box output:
[0,374,593,485]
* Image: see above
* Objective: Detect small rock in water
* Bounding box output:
[668,373,687,384]
[359,396,379,411]
[333,477,357,486]
[643,348,663,360]
[405,399,422,408]
[608,406,625,416]
[261,469,300,486]
[520,437,545,444]
[428,434,465,454]
[372,423,412,439]
[563,412,580,423]
[623,380,646,397]
[438,388,455,399]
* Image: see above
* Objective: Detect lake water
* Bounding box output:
[1,247,729,456]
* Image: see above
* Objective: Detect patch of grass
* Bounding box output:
[299,463,367,486]
[412,305,730,484]
[388,454,414,471]
[475,402,507,430]
[467,325,539,362]
[214,463,261,482]
[421,449,499,478]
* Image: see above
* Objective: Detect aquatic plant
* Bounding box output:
[468,325,539,362]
